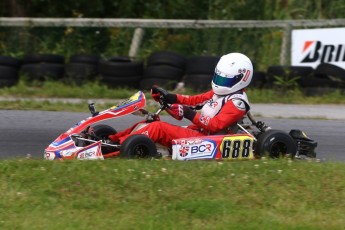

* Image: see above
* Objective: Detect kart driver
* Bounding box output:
[107,52,253,147]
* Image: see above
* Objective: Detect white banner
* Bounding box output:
[291,27,345,69]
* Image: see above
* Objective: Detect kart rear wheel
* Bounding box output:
[255,130,297,158]
[120,134,158,159]
[92,124,117,154]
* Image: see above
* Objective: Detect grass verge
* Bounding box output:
[0,158,344,230]
[0,80,136,99]
[0,80,345,112]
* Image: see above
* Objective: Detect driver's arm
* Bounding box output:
[151,85,213,106]
[176,90,214,106]
[183,99,247,134]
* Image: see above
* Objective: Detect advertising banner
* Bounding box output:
[291,27,345,69]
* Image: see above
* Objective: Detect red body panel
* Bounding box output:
[44,91,146,160]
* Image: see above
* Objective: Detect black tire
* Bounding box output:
[92,124,117,155]
[100,75,142,88]
[69,54,101,65]
[98,59,143,76]
[143,65,184,81]
[120,134,158,159]
[64,63,98,83]
[184,74,213,91]
[0,65,19,87]
[22,54,65,64]
[147,51,186,69]
[299,76,340,88]
[21,63,65,81]
[186,56,220,75]
[0,75,18,87]
[267,65,313,77]
[266,65,314,87]
[250,71,266,88]
[291,66,314,77]
[0,56,22,68]
[107,56,132,62]
[139,78,177,91]
[314,63,345,83]
[255,130,297,158]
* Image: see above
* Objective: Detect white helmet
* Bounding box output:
[211,52,253,95]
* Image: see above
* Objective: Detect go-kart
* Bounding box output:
[44,91,317,161]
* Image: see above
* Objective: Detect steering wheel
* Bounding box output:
[157,94,170,110]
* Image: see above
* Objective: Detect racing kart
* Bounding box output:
[44,91,317,161]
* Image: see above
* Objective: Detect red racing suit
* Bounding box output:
[110,89,250,147]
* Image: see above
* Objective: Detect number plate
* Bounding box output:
[220,136,254,160]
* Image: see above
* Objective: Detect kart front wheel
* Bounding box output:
[120,134,158,159]
[255,129,297,158]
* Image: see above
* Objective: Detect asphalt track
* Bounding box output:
[0,106,344,161]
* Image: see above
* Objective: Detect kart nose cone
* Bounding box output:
[44,151,56,160]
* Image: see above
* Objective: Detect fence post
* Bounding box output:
[128,28,145,59]
[280,23,292,66]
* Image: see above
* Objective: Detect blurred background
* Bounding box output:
[0,0,344,94]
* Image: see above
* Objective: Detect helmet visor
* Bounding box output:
[212,73,243,87]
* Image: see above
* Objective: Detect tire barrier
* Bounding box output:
[266,64,345,95]
[266,65,314,88]
[0,56,21,88]
[21,63,65,82]
[140,51,185,91]
[299,75,340,88]
[20,54,65,82]
[22,54,65,64]
[300,63,345,96]
[144,65,184,81]
[65,54,101,84]
[146,51,186,69]
[140,78,180,91]
[314,63,345,86]
[3,51,345,94]
[69,54,101,65]
[250,71,266,88]
[0,55,22,68]
[184,56,220,91]
[98,57,144,88]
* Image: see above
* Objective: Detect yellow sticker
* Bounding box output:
[220,136,254,160]
[110,91,141,110]
[129,91,141,101]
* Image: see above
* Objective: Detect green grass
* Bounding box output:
[0,80,136,99]
[0,158,344,230]
[0,100,115,112]
[0,80,345,112]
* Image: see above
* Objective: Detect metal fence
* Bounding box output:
[1,17,345,66]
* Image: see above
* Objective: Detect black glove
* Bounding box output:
[182,106,197,121]
[151,85,177,104]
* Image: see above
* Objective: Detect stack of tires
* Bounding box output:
[265,64,345,95]
[250,71,266,89]
[20,54,65,83]
[265,65,314,88]
[300,63,345,96]
[184,56,220,91]
[98,57,143,89]
[140,51,186,91]
[65,54,100,84]
[0,56,21,87]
